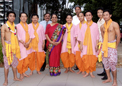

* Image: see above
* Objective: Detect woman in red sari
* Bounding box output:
[45,14,65,76]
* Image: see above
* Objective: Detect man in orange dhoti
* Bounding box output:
[16,12,35,79]
[61,14,76,73]
[74,12,86,75]
[78,11,99,78]
[28,14,46,75]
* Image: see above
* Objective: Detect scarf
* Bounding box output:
[6,21,21,65]
[66,23,73,54]
[102,19,112,57]
[79,21,86,29]
[20,22,31,50]
[78,21,86,49]
[31,22,39,51]
[83,20,93,55]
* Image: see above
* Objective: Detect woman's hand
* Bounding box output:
[52,41,60,46]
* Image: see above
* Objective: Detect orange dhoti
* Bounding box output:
[17,54,31,74]
[75,51,85,72]
[61,52,75,68]
[29,52,45,71]
[82,55,97,73]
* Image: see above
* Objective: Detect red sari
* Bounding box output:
[45,23,65,76]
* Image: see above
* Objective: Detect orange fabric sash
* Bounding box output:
[102,19,113,57]
[20,22,31,50]
[66,23,73,54]
[6,21,21,65]
[31,22,39,51]
[78,21,86,49]
[83,21,93,55]
[79,21,86,29]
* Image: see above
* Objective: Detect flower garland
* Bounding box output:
[6,23,17,35]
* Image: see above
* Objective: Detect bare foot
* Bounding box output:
[20,74,24,80]
[64,69,69,73]
[82,72,85,75]
[77,71,81,74]
[37,71,41,75]
[102,79,112,83]
[83,73,89,77]
[69,69,75,73]
[29,71,33,76]
[3,81,8,86]
[23,73,30,77]
[14,77,22,81]
[112,81,117,86]
[90,73,95,78]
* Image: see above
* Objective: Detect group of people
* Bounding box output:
[1,5,121,86]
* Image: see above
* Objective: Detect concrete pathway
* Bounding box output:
[0,68,122,86]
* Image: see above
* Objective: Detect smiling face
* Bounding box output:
[32,16,39,24]
[97,9,103,18]
[7,13,15,23]
[44,14,50,21]
[75,7,81,16]
[20,13,27,23]
[66,15,72,24]
[51,14,57,23]
[85,12,93,22]
[78,13,84,22]
[103,12,112,21]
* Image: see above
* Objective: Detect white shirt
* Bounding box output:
[97,18,105,42]
[72,15,80,25]
[72,15,87,25]
[40,20,52,32]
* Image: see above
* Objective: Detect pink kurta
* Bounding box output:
[16,24,35,60]
[77,23,99,57]
[28,23,46,52]
[74,23,84,52]
[61,24,76,54]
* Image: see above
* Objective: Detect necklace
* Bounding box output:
[6,23,17,35]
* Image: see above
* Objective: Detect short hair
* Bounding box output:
[19,12,28,17]
[66,14,73,18]
[78,12,85,17]
[7,11,16,17]
[44,13,50,17]
[75,5,81,10]
[51,14,57,18]
[97,7,104,11]
[103,9,112,15]
[85,10,93,15]
[31,13,39,18]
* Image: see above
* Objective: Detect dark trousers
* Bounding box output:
[40,40,47,71]
[102,62,106,73]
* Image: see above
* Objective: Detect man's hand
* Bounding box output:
[24,42,29,48]
[42,44,45,50]
[80,45,83,52]
[19,40,25,45]
[95,45,98,52]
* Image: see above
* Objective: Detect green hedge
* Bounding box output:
[0,42,3,64]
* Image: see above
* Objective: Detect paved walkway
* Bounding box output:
[0,68,122,86]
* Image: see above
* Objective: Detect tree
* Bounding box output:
[24,0,73,24]
[69,0,122,23]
